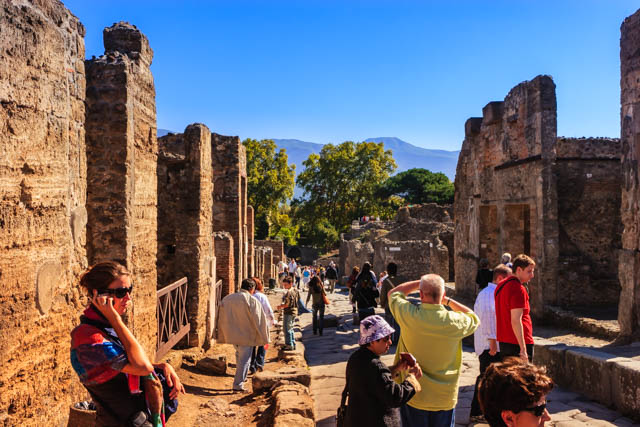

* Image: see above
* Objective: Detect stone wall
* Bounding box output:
[555,138,622,307]
[619,9,640,339]
[212,134,247,289]
[454,75,558,314]
[157,124,215,347]
[215,232,235,297]
[0,1,88,422]
[85,22,158,355]
[256,239,285,267]
[247,205,254,277]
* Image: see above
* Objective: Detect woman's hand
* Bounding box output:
[156,362,186,400]
[409,364,423,380]
[91,291,119,323]
[390,359,408,376]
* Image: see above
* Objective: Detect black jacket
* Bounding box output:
[344,347,416,427]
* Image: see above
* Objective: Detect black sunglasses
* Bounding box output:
[522,403,546,417]
[100,285,133,298]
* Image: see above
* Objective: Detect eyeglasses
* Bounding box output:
[101,286,133,298]
[522,403,547,417]
[377,335,392,343]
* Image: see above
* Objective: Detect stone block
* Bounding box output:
[161,350,183,370]
[252,367,312,392]
[465,117,483,136]
[564,348,614,406]
[196,355,227,375]
[273,382,314,418]
[532,342,568,385]
[610,358,640,419]
[482,101,503,125]
[273,413,314,427]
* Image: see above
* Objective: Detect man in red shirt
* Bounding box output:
[494,254,535,362]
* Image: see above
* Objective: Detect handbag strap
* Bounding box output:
[340,375,349,408]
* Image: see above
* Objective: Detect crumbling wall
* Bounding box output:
[255,239,285,267]
[157,124,215,347]
[454,76,558,314]
[85,22,158,355]
[0,1,88,423]
[215,232,235,297]
[555,137,621,307]
[619,10,640,339]
[212,134,246,289]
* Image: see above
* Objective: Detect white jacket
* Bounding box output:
[216,289,270,346]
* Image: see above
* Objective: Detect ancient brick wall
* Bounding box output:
[248,205,255,277]
[212,134,246,289]
[0,1,88,423]
[85,22,158,356]
[263,246,273,287]
[619,10,640,338]
[157,124,215,347]
[454,76,558,314]
[256,239,285,267]
[215,232,235,296]
[555,138,622,307]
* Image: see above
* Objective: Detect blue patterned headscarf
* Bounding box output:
[359,315,395,345]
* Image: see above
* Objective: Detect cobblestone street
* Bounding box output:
[298,286,640,427]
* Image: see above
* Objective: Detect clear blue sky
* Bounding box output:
[64,0,638,151]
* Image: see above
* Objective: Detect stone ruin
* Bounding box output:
[339,204,454,284]
[0,3,282,424]
[453,74,625,327]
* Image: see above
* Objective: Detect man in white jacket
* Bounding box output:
[217,278,270,392]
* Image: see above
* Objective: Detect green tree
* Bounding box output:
[295,141,396,247]
[243,139,296,239]
[378,168,454,205]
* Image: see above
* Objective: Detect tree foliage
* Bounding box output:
[378,168,454,205]
[243,138,296,240]
[295,141,396,246]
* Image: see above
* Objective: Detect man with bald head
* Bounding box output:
[388,274,479,427]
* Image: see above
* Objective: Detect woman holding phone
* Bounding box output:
[70,261,185,426]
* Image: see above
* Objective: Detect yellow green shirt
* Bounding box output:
[390,291,480,411]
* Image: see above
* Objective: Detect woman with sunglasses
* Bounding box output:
[478,357,553,426]
[70,261,185,426]
[341,315,422,427]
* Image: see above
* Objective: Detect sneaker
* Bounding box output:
[469,415,486,423]
[257,366,264,372]
[232,386,247,393]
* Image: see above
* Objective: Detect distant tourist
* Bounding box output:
[501,252,513,269]
[306,276,328,335]
[277,276,299,350]
[388,274,479,426]
[70,262,185,425]
[302,266,311,288]
[325,261,339,293]
[346,266,360,314]
[277,259,287,285]
[352,262,379,321]
[217,278,270,392]
[469,264,512,423]
[250,277,275,374]
[342,315,422,427]
[494,254,536,362]
[478,358,553,426]
[475,258,493,291]
[378,262,400,346]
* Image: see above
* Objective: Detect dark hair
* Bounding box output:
[241,278,256,291]
[80,261,130,294]
[493,264,512,282]
[512,254,535,273]
[479,358,554,427]
[479,258,489,269]
[386,262,397,276]
[252,277,264,292]
[309,276,323,293]
[282,275,293,284]
[360,262,372,275]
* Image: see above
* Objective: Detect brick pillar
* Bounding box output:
[215,232,235,296]
[157,124,214,347]
[86,22,158,357]
[619,10,640,339]
[248,205,255,277]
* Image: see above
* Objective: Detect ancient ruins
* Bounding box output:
[2,0,640,425]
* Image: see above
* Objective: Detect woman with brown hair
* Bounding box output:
[70,261,184,426]
[250,277,275,373]
[306,276,328,335]
[478,357,553,427]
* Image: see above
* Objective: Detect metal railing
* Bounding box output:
[156,277,190,360]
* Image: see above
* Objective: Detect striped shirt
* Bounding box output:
[473,282,498,356]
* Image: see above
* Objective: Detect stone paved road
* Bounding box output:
[297,286,640,427]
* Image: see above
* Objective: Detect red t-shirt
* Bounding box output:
[494,276,533,345]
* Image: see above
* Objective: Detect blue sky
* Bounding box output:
[65,0,638,151]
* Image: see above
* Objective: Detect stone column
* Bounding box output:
[248,205,255,277]
[619,9,640,340]
[157,124,214,347]
[86,22,158,356]
[215,232,235,297]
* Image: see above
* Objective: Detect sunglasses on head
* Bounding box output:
[100,286,133,298]
[522,403,546,417]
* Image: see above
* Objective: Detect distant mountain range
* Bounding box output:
[158,130,459,196]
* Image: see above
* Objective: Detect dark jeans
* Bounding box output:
[400,405,455,427]
[499,342,534,361]
[384,306,400,346]
[250,345,265,371]
[312,303,325,333]
[470,349,501,416]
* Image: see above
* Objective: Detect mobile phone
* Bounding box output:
[400,352,417,367]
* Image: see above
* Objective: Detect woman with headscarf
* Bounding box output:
[352,262,379,321]
[341,315,422,427]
